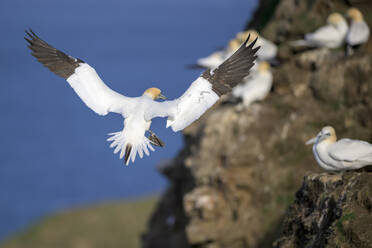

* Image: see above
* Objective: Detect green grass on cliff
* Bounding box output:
[0,197,157,248]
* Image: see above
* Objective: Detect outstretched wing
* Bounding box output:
[25,29,136,116]
[145,35,259,132]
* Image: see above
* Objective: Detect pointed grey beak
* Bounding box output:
[157,93,167,100]
[305,137,317,145]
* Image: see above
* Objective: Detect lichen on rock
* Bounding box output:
[274,171,372,248]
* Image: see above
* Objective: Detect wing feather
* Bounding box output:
[25,29,135,116]
[201,35,259,96]
[328,139,372,163]
[145,35,259,132]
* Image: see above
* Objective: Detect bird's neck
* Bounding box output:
[315,139,335,152]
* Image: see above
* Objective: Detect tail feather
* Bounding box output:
[143,142,150,156]
[146,139,155,152]
[107,130,154,165]
[130,145,137,164]
[137,144,144,158]
[119,145,126,159]
[124,145,132,165]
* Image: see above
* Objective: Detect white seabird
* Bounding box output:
[306,126,372,171]
[25,29,259,165]
[236,30,277,62]
[196,38,241,69]
[232,61,272,107]
[291,13,348,48]
[345,8,370,47]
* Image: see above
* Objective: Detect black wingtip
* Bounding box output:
[244,33,251,46]
[25,28,41,41]
[124,144,132,165]
[253,45,261,54]
[25,28,33,38]
[24,28,36,44]
[247,37,259,50]
[29,28,37,37]
[24,37,32,45]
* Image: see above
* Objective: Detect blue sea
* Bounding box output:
[0,0,257,241]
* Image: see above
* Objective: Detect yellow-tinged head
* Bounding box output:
[227,39,241,52]
[236,30,259,43]
[347,8,364,22]
[258,61,271,73]
[327,13,345,25]
[143,87,166,100]
[306,126,337,145]
[320,126,337,143]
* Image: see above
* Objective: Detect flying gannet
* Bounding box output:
[306,126,372,171]
[345,8,370,49]
[291,13,348,48]
[25,29,259,165]
[232,61,272,107]
[236,30,277,62]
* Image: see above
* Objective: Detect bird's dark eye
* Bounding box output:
[326,133,331,136]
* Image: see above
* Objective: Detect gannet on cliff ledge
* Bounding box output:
[237,30,277,62]
[306,126,372,171]
[291,13,348,49]
[196,38,241,69]
[346,8,370,48]
[232,61,272,107]
[25,29,259,165]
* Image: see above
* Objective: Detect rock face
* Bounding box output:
[274,172,372,248]
[142,0,372,247]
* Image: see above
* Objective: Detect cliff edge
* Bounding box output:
[275,172,372,248]
[142,0,372,247]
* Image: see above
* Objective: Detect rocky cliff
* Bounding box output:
[142,0,372,247]
[274,172,372,248]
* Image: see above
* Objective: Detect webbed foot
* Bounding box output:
[148,130,165,147]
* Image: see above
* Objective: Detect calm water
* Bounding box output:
[0,0,257,241]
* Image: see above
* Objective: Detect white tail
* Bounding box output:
[107,131,155,165]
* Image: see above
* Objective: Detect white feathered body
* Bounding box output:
[196,51,225,69]
[307,21,348,48]
[107,96,156,165]
[197,37,276,69]
[292,21,348,48]
[312,138,372,171]
[346,21,370,46]
[256,37,277,61]
[232,70,273,107]
[66,63,156,164]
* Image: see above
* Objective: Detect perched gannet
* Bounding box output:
[232,61,272,107]
[196,50,225,69]
[25,29,259,165]
[345,8,370,48]
[306,126,372,171]
[196,39,241,69]
[291,13,348,48]
[236,30,277,62]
